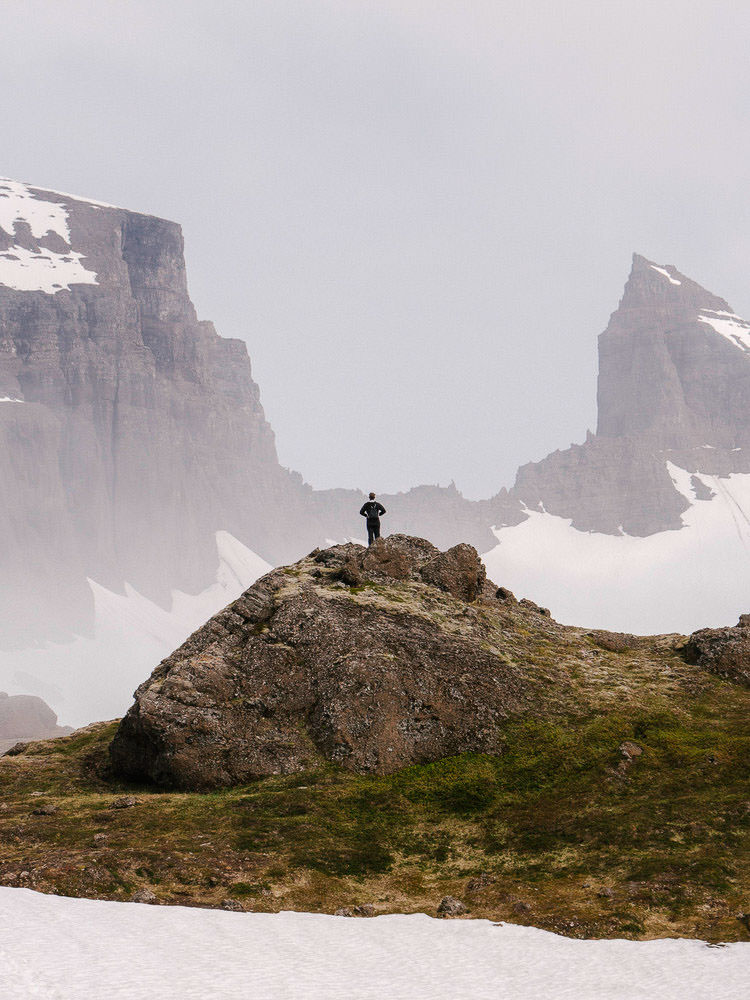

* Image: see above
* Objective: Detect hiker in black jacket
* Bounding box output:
[360,493,386,546]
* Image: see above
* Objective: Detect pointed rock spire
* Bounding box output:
[596,253,750,443]
[616,253,731,318]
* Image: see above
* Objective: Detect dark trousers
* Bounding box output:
[367,520,381,546]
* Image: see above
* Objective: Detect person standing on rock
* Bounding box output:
[360,493,386,546]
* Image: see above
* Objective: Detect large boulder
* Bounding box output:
[330,534,488,601]
[420,543,487,602]
[682,619,750,687]
[109,536,553,789]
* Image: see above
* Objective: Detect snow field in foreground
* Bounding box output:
[0,888,746,1000]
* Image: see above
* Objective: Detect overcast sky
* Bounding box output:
[4,1,750,497]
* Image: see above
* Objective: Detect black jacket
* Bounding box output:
[360,500,386,523]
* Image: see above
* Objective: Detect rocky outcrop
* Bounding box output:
[107,531,750,790]
[509,254,750,535]
[0,180,294,643]
[682,617,750,687]
[109,535,566,789]
[596,254,750,446]
[331,535,488,601]
[0,692,72,752]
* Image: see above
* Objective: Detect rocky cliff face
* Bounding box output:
[596,254,750,446]
[0,179,296,644]
[509,254,750,534]
[0,179,512,648]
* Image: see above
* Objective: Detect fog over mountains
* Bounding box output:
[0,178,509,650]
[2,177,750,723]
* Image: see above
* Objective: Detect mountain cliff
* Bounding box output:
[0,690,71,752]
[509,254,750,535]
[0,178,513,649]
[0,178,295,644]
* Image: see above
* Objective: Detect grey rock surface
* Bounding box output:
[509,254,750,535]
[683,622,750,687]
[437,896,467,917]
[109,535,571,789]
[131,888,158,904]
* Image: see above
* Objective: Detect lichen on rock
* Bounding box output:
[682,618,750,687]
[109,535,555,789]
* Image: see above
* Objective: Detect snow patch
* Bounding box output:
[0,888,746,1000]
[0,178,98,294]
[0,178,73,240]
[21,182,122,210]
[0,396,23,403]
[484,465,750,634]
[0,531,272,727]
[649,263,682,285]
[698,309,750,353]
[0,245,98,294]
[325,535,367,547]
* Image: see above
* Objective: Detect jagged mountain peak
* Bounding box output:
[617,252,731,319]
[597,254,750,444]
[621,254,750,356]
[511,252,750,541]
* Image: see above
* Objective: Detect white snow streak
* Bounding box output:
[0,888,746,1000]
[698,309,750,352]
[0,245,97,294]
[0,178,98,294]
[484,465,750,635]
[21,183,121,210]
[0,397,23,403]
[648,263,682,285]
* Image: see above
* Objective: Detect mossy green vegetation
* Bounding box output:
[1,671,748,941]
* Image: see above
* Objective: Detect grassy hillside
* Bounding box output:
[1,633,748,941]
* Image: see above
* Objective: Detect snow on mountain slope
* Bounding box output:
[648,262,682,285]
[484,463,750,634]
[0,888,745,1000]
[698,309,750,353]
[0,532,271,728]
[0,179,74,239]
[0,178,99,293]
